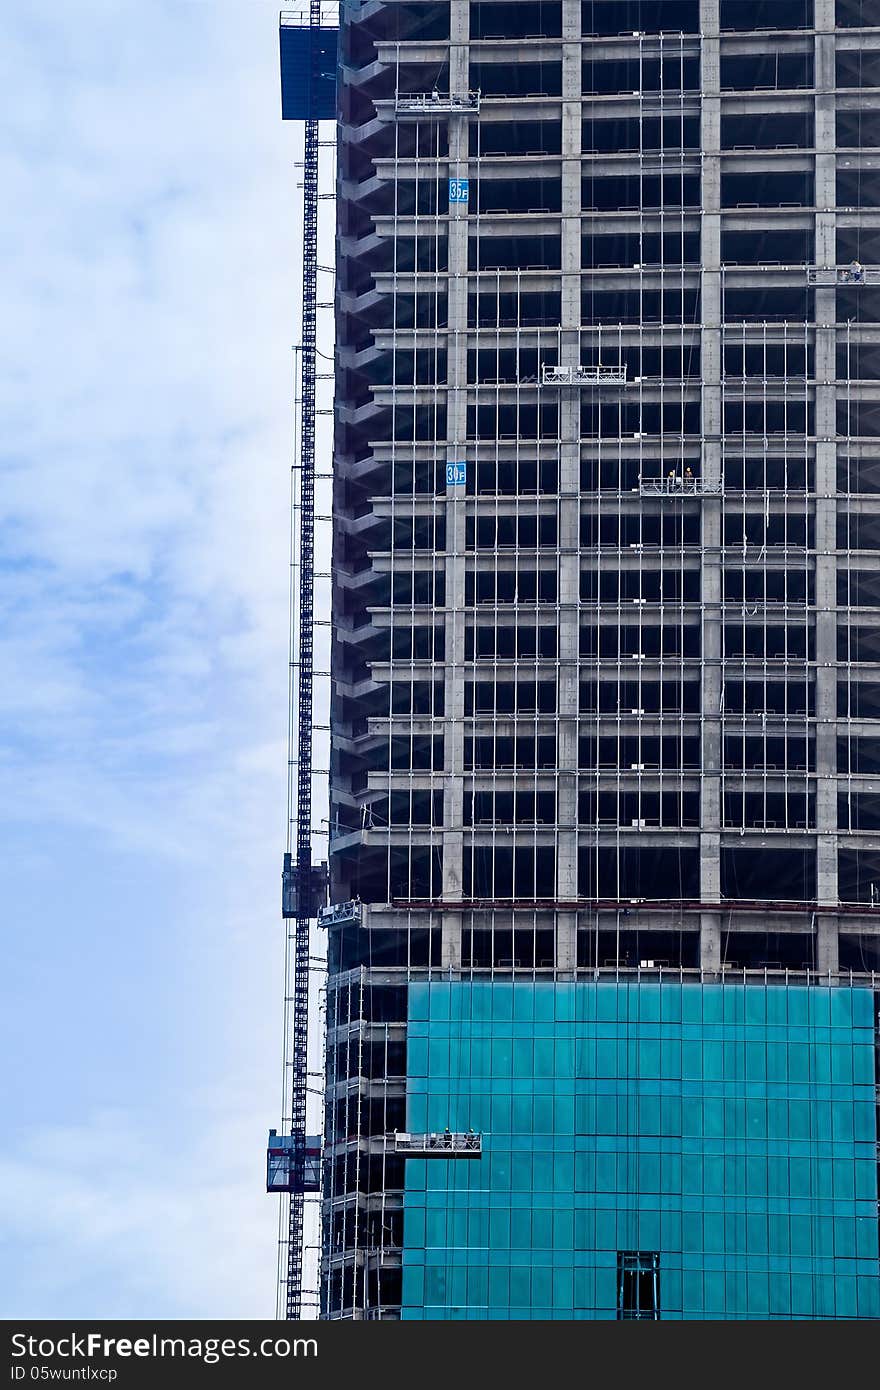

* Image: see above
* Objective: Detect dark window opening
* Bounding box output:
[721,227,812,265]
[721,0,812,29]
[462,927,558,969]
[722,284,811,322]
[578,847,700,899]
[583,173,700,211]
[478,177,562,215]
[724,455,811,491]
[838,680,880,718]
[473,234,561,272]
[721,110,812,150]
[583,115,700,154]
[473,457,559,496]
[478,119,562,157]
[471,288,561,329]
[837,287,880,323]
[582,287,701,324]
[721,170,813,209]
[472,1,562,38]
[583,231,701,269]
[837,51,880,90]
[382,5,450,42]
[839,849,880,904]
[840,509,880,556]
[837,0,877,27]
[838,625,880,663]
[839,933,880,972]
[584,55,700,95]
[464,845,558,900]
[720,50,814,91]
[838,735,880,774]
[618,1252,660,1321]
[722,341,812,379]
[580,678,701,716]
[583,2,699,37]
[469,401,559,442]
[839,791,880,832]
[577,928,700,970]
[839,453,880,497]
[467,679,557,717]
[470,61,562,97]
[838,399,880,437]
[837,109,880,149]
[721,930,814,971]
[720,848,815,904]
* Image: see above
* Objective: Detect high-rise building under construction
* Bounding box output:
[276,0,880,1319]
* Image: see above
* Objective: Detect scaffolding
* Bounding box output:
[273,1,337,1323]
[320,0,880,1320]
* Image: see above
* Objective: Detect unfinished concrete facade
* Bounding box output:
[323,0,880,1318]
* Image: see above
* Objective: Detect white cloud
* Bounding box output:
[0,1103,277,1318]
[0,0,314,1316]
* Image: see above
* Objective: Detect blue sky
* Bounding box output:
[0,0,306,1315]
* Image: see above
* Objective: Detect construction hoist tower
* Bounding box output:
[266,4,338,1320]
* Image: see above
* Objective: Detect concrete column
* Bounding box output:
[816,912,840,977]
[700,911,721,973]
[440,0,471,965]
[813,9,839,941]
[555,0,583,976]
[698,1,722,967]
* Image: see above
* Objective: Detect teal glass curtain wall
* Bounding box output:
[401,981,880,1319]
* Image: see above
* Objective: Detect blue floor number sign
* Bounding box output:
[446,462,467,487]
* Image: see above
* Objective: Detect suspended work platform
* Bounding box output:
[806,264,880,286]
[318,899,362,928]
[542,363,628,386]
[391,1131,483,1158]
[394,90,480,116]
[639,474,722,497]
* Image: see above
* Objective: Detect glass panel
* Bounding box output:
[402,983,879,1320]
